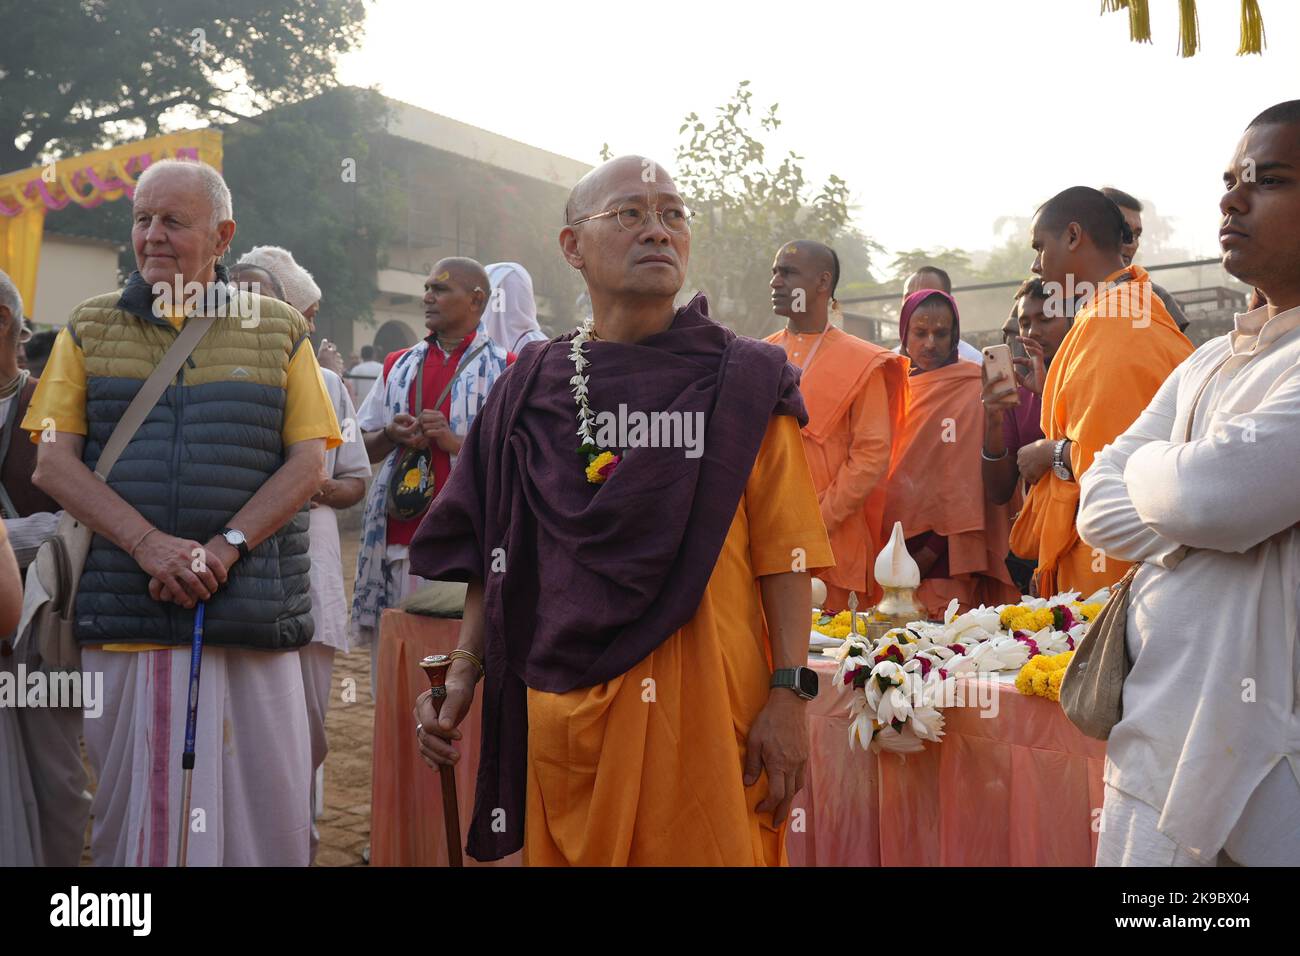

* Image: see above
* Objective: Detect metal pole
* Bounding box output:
[176,602,206,867]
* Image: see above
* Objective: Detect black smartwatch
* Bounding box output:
[220,527,250,559]
[770,666,819,701]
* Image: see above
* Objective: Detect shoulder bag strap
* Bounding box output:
[432,341,489,412]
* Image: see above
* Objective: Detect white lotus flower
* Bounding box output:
[909,704,946,742]
[848,711,876,752]
[872,723,926,755]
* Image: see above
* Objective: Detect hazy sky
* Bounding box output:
[338,0,1300,272]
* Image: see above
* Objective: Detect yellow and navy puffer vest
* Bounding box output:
[71,268,314,650]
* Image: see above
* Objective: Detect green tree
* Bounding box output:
[0,0,367,172]
[889,247,977,287]
[221,88,399,351]
[669,82,876,338]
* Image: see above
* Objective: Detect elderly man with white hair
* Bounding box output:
[233,244,370,862]
[22,158,343,866]
[0,269,90,866]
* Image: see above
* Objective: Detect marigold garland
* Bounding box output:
[1014,651,1075,701]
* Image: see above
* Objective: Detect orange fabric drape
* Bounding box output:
[1009,265,1193,597]
[523,415,834,866]
[766,326,909,607]
[882,360,1018,617]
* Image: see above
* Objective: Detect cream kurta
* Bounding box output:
[1078,304,1300,863]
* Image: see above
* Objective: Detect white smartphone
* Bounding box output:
[982,344,1019,400]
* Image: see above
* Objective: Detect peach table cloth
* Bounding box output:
[371,610,1105,866]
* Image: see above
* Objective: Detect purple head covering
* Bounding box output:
[898,289,961,374]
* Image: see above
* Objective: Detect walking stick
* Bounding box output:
[177,602,206,867]
[419,654,463,867]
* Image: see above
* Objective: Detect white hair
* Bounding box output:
[134,158,233,229]
[0,269,23,346]
[237,245,322,314]
[0,268,23,321]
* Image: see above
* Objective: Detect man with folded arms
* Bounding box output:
[1078,102,1300,866]
[411,156,832,865]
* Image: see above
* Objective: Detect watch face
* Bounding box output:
[797,667,819,699]
[224,529,246,546]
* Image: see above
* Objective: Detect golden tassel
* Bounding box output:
[1238,0,1266,56]
[1127,0,1152,43]
[1101,1,1151,46]
[1177,0,1200,57]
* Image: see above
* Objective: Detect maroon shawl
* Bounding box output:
[899,288,962,374]
[409,293,806,860]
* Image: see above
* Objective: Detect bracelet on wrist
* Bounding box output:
[128,527,158,560]
[981,447,1008,462]
[448,648,484,681]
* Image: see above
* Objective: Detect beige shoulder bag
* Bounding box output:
[23,314,218,669]
[1060,351,1231,739]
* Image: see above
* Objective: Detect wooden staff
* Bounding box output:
[419,654,464,867]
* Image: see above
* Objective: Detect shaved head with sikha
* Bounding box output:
[424,256,491,344]
[434,257,491,311]
[770,240,839,331]
[778,241,838,290]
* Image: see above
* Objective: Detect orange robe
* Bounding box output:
[765,325,908,609]
[881,361,1019,619]
[522,415,834,866]
[1009,265,1193,597]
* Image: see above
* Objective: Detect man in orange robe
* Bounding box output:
[1009,187,1193,597]
[764,240,907,610]
[410,157,833,866]
[883,289,1019,618]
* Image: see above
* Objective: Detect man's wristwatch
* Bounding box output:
[220,527,251,559]
[770,666,819,701]
[1051,439,1073,482]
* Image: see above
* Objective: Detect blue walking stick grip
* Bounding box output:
[182,602,206,771]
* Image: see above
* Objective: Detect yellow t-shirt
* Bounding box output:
[22,319,343,448]
[21,314,343,651]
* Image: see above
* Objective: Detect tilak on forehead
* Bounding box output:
[434,271,451,283]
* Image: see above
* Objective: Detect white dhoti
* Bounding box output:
[0,635,90,866]
[0,681,40,866]
[299,641,335,863]
[1098,760,1300,867]
[84,644,311,867]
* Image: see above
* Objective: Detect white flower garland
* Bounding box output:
[825,592,1108,755]
[569,317,596,447]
